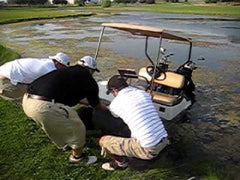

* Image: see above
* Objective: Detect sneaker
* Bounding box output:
[102,160,128,171]
[63,145,72,152]
[69,154,97,165]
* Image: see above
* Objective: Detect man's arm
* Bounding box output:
[0,74,7,79]
[80,98,109,111]
[79,98,89,105]
[94,103,109,111]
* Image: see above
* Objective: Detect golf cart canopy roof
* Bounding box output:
[102,23,191,42]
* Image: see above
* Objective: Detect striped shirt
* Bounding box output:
[109,86,168,147]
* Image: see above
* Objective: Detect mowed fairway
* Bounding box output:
[0,7,93,24]
[135,3,240,17]
[0,3,240,25]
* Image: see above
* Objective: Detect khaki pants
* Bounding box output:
[0,79,27,101]
[22,94,86,150]
[101,136,170,160]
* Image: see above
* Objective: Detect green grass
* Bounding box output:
[106,3,240,17]
[0,99,174,179]
[0,98,232,179]
[137,3,240,17]
[0,3,240,26]
[0,7,93,24]
[0,44,20,65]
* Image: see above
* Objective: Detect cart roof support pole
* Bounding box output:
[150,35,163,93]
[188,41,192,62]
[145,36,154,66]
[95,27,105,60]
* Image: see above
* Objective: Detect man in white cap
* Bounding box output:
[77,56,100,74]
[0,52,70,101]
[22,55,107,165]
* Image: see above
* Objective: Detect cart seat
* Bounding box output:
[138,67,185,89]
[151,91,179,106]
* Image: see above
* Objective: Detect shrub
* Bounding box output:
[28,0,48,4]
[10,0,48,4]
[102,0,111,8]
[204,0,217,3]
[52,0,68,4]
[115,0,139,3]
[11,0,28,4]
[219,0,235,1]
[130,0,137,3]
[145,0,155,4]
[75,0,85,6]
[164,0,178,2]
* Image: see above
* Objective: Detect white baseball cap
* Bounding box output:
[49,52,70,66]
[78,56,100,72]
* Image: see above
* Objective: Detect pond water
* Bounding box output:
[93,12,240,70]
[1,12,240,70]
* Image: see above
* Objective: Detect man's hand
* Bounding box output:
[95,103,109,111]
[79,98,89,105]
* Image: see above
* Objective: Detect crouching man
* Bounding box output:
[99,75,170,171]
[0,52,70,101]
[23,56,107,165]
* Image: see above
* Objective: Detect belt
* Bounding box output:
[27,93,55,103]
[18,82,29,85]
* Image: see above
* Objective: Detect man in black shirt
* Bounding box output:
[23,56,107,164]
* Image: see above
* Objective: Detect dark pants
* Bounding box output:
[77,106,131,138]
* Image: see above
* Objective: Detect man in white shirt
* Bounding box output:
[99,75,170,171]
[0,52,70,101]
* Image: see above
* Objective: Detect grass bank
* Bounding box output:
[85,3,240,17]
[0,3,240,26]
[0,45,233,179]
[0,44,20,65]
[0,7,93,24]
[120,3,240,17]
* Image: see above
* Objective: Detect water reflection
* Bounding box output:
[1,12,239,70]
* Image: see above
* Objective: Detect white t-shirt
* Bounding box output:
[109,86,168,147]
[0,58,56,85]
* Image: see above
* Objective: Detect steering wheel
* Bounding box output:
[146,65,166,80]
[137,75,151,91]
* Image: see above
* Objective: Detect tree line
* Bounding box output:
[7,0,68,5]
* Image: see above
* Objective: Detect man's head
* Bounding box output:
[106,75,128,96]
[49,52,70,69]
[78,56,100,75]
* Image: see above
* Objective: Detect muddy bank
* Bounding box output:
[174,60,240,174]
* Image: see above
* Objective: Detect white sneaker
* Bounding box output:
[102,160,128,171]
[69,155,97,165]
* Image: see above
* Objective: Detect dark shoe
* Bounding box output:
[63,145,72,151]
[69,154,97,165]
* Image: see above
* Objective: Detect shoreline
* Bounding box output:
[0,4,240,26]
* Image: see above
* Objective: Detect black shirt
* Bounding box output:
[28,65,100,107]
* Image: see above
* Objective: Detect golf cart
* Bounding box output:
[95,23,197,121]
